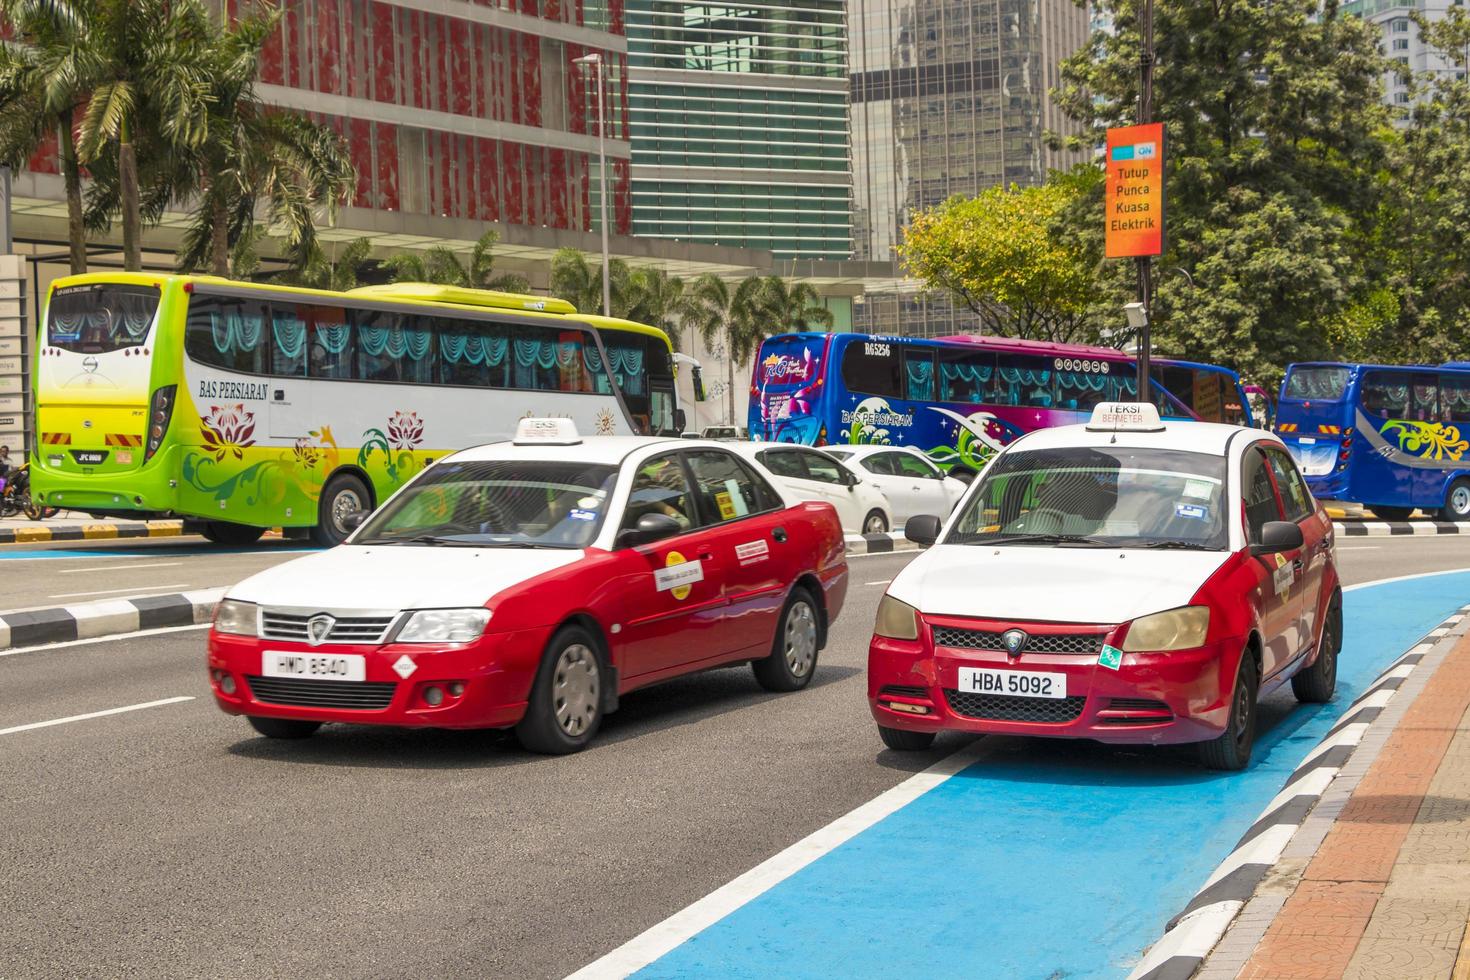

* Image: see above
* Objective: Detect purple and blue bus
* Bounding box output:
[747,333,1254,471]
[1276,361,1470,521]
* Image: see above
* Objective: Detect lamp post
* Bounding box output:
[1134,0,1156,398]
[574,52,612,318]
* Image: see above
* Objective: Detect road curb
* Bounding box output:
[1126,603,1470,980]
[844,532,918,555]
[0,588,224,651]
[1337,520,1466,536]
[0,520,186,545]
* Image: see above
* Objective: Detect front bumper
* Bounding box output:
[207,625,555,730]
[868,621,1236,746]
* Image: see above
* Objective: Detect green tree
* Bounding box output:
[548,247,632,315]
[385,230,529,293]
[286,237,375,291]
[0,0,93,272]
[899,179,1101,342]
[624,267,692,346]
[686,274,767,424]
[1054,0,1388,387]
[752,276,834,333]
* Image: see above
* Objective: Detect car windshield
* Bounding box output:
[354,460,619,549]
[946,446,1230,550]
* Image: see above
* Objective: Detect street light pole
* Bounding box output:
[574,53,612,318]
[1135,0,1155,399]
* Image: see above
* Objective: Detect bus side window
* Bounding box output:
[269,305,307,377]
[1442,375,1470,424]
[997,354,1054,408]
[185,294,268,376]
[305,305,354,380]
[840,339,902,398]
[1411,374,1439,422]
[1361,371,1409,420]
[938,349,993,403]
[904,348,935,401]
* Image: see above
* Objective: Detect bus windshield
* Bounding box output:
[46,283,160,354]
[1283,366,1350,401]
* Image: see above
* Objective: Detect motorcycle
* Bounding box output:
[0,463,58,521]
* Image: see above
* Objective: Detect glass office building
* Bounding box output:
[625,0,853,258]
[849,0,1089,334]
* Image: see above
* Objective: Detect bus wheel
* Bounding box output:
[1442,480,1470,523]
[312,472,371,547]
[202,521,266,546]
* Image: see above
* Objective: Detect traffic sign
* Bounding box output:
[1105,123,1165,258]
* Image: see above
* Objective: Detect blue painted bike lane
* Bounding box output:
[634,570,1470,979]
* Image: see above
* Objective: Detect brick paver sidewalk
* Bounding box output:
[1236,632,1470,979]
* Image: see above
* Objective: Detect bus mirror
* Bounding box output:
[1251,520,1302,556]
[674,408,687,433]
[691,365,707,402]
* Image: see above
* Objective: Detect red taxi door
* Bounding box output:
[1242,444,1302,679]
[611,452,731,681]
[1265,445,1328,652]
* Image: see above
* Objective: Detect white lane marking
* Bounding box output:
[48,584,191,599]
[846,550,920,561]
[0,623,209,658]
[863,579,893,586]
[58,560,184,574]
[1338,546,1381,551]
[0,696,195,737]
[1343,565,1470,592]
[565,739,990,980]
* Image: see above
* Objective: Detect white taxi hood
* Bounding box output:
[226,545,583,610]
[888,545,1232,625]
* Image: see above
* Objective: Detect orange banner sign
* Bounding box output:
[1105,123,1165,259]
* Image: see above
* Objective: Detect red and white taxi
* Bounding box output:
[868,403,1341,770]
[208,419,848,753]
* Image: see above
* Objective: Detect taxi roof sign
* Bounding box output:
[1087,402,1165,432]
[514,417,582,445]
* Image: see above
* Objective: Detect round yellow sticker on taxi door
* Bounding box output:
[657,550,700,600]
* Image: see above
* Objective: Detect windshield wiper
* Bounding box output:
[972,533,1106,547]
[1137,540,1214,551]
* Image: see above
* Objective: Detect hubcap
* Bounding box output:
[784,602,818,677]
[1453,485,1470,516]
[1234,678,1252,743]
[331,489,363,533]
[552,644,599,736]
[866,514,885,533]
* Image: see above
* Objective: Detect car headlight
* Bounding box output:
[395,608,492,644]
[1121,606,1210,652]
[214,599,258,636]
[874,595,920,641]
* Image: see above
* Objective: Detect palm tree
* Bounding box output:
[549,247,632,315]
[625,267,692,346]
[384,230,529,293]
[687,274,767,424]
[755,276,835,333]
[74,0,215,271]
[287,237,375,291]
[0,0,96,273]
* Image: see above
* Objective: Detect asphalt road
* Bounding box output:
[0,539,1466,978]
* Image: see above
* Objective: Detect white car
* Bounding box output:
[729,443,893,534]
[824,446,967,523]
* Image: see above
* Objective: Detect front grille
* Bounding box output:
[879,685,930,699]
[246,676,397,710]
[259,610,397,644]
[944,689,1087,723]
[932,627,1106,656]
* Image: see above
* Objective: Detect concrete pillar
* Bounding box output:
[0,254,30,460]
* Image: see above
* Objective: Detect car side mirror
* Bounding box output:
[905,514,942,547]
[341,510,370,532]
[617,512,683,548]
[1251,520,1303,556]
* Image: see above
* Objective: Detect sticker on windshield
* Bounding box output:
[736,540,769,566]
[715,491,739,521]
[1098,644,1124,671]
[656,551,703,599]
[578,495,603,508]
[1175,503,1208,520]
[723,480,751,517]
[1182,479,1214,499]
[569,509,598,521]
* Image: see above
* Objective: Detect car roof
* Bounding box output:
[1007,419,1273,457]
[445,435,727,466]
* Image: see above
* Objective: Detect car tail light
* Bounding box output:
[143,385,176,463]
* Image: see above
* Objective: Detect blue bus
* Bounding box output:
[1276,362,1470,521]
[747,332,1255,471]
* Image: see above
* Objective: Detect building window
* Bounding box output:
[1393,38,1409,50]
[1392,18,1409,30]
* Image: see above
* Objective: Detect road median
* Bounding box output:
[0,588,224,651]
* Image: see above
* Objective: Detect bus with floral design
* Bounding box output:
[1276,362,1470,521]
[747,332,1253,472]
[32,274,682,545]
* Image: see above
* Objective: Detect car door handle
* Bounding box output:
[772,527,787,543]
[698,551,714,562]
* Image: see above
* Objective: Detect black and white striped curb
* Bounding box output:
[1338,520,1466,536]
[0,588,224,651]
[844,532,919,555]
[1127,604,1470,980]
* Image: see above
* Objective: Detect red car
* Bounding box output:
[208,420,847,753]
[869,403,1341,770]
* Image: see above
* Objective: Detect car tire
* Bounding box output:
[1372,505,1416,522]
[878,725,936,752]
[516,625,604,755]
[247,716,322,739]
[1199,651,1259,771]
[753,588,821,692]
[311,472,371,548]
[863,509,889,535]
[1293,591,1342,704]
[202,521,266,546]
[1440,479,1470,522]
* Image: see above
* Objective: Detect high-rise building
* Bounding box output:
[623,0,853,259]
[1344,0,1467,110]
[848,0,1089,335]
